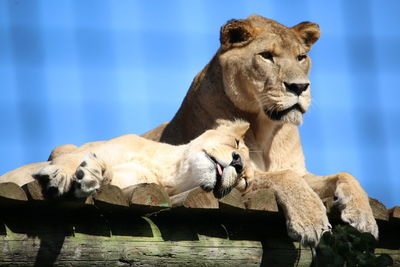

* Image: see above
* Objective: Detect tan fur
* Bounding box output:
[1,14,377,246]
[143,15,378,246]
[1,120,253,200]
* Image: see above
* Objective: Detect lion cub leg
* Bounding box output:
[33,151,86,198]
[250,170,331,247]
[304,172,378,239]
[33,164,74,198]
[33,152,112,199]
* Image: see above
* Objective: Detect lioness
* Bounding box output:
[1,120,252,200]
[140,15,378,246]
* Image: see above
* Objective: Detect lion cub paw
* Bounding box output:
[33,165,73,198]
[72,153,111,198]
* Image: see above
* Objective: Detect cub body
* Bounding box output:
[1,120,252,199]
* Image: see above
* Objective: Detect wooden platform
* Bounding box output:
[0,181,399,266]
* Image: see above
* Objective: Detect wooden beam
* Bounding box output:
[219,188,245,209]
[388,206,400,221]
[171,187,218,208]
[0,182,27,201]
[94,184,129,207]
[369,198,389,221]
[0,234,263,267]
[22,180,44,200]
[123,183,171,207]
[0,180,399,267]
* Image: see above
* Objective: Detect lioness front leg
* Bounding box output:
[250,170,331,247]
[304,172,378,239]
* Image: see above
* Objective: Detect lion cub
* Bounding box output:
[32,120,253,199]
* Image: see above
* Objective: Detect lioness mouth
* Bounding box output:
[265,103,305,121]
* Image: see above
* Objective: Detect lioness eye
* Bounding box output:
[259,51,274,62]
[235,139,240,148]
[297,54,307,61]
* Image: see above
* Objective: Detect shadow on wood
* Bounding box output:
[0,182,399,266]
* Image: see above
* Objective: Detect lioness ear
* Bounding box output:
[292,22,320,49]
[220,19,256,50]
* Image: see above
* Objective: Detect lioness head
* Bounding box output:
[218,15,320,125]
[187,120,253,198]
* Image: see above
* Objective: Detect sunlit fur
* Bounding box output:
[219,17,314,126]
[0,15,379,246]
[142,15,378,246]
[1,120,253,200]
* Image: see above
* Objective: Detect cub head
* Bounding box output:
[218,15,320,125]
[187,119,253,198]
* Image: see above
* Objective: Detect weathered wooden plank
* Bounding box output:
[0,260,262,267]
[369,198,389,221]
[219,188,245,209]
[0,198,399,267]
[261,239,314,267]
[0,236,264,266]
[123,183,171,207]
[170,188,195,207]
[389,206,400,220]
[0,176,398,267]
[22,180,44,200]
[22,182,129,208]
[170,187,218,208]
[243,188,278,212]
[94,184,129,207]
[2,233,398,267]
[0,182,27,201]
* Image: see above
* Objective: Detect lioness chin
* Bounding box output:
[142,14,378,246]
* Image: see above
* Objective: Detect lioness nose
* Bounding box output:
[284,82,309,96]
[230,152,243,173]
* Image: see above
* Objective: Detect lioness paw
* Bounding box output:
[72,153,111,198]
[287,211,331,247]
[32,165,72,198]
[340,206,378,239]
[286,201,331,247]
[334,183,379,239]
[277,180,332,247]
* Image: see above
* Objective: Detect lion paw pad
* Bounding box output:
[72,153,106,198]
